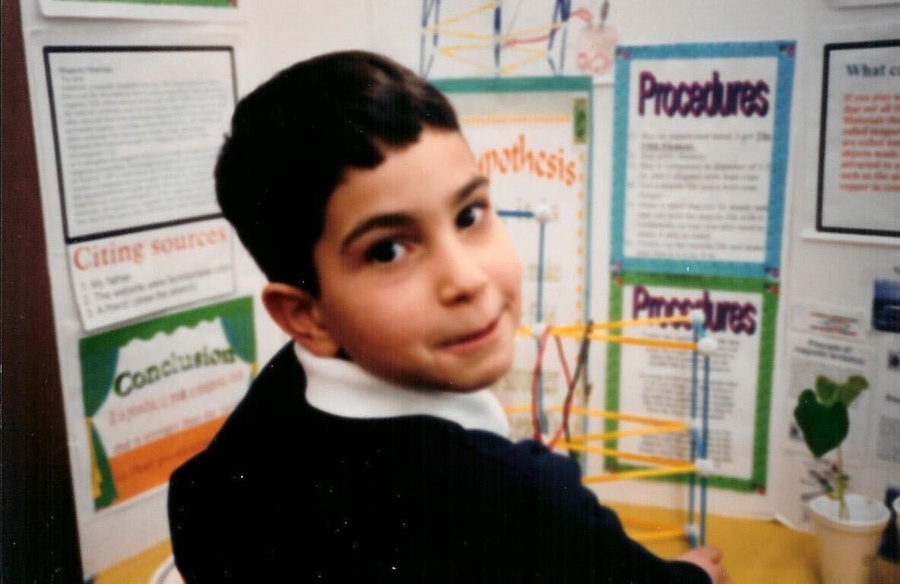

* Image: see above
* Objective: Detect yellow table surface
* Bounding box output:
[94,503,899,584]
[92,538,175,584]
[607,502,899,584]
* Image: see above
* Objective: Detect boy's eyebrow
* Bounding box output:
[454,175,490,204]
[340,213,413,253]
[339,175,489,252]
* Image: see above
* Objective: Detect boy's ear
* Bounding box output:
[261,283,340,358]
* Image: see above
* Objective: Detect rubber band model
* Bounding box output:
[419,0,601,77]
[498,205,717,547]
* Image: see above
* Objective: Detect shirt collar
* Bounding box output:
[295,343,510,438]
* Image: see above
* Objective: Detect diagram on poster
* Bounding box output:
[43,46,238,331]
[79,297,255,511]
[610,41,796,278]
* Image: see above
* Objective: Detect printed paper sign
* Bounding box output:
[610,41,796,278]
[783,335,875,458]
[605,273,778,492]
[79,297,255,510]
[43,46,238,330]
[790,302,868,340]
[43,47,235,241]
[816,40,900,237]
[68,218,235,330]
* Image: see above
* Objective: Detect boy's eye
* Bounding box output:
[456,204,486,229]
[366,239,406,264]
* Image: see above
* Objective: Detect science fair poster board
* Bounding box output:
[42,46,238,331]
[434,77,593,437]
[603,273,777,494]
[815,39,900,238]
[610,41,796,279]
[79,297,256,512]
[23,35,272,575]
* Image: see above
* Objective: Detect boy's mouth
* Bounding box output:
[442,315,502,348]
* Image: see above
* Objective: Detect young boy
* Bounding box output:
[168,50,728,583]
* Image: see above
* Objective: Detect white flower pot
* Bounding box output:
[807,493,890,584]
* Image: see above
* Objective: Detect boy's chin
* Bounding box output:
[439,381,498,393]
[375,350,515,392]
[435,363,514,393]
[399,367,508,393]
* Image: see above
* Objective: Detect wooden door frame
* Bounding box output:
[2,1,84,581]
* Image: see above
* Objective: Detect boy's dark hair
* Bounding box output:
[215,50,460,294]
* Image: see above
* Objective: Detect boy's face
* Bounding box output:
[311,128,522,392]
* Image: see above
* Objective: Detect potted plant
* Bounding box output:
[793,373,890,584]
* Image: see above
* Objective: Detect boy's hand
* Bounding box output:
[676,545,730,584]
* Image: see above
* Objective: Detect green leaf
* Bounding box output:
[836,375,868,408]
[813,374,868,408]
[813,376,839,406]
[793,389,849,457]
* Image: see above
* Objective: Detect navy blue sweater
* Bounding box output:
[168,343,711,583]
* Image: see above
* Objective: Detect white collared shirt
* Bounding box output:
[295,343,511,438]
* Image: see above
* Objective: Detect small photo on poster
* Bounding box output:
[872,279,900,333]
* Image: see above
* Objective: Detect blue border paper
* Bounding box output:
[610,41,796,279]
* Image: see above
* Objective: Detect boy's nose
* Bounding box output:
[435,240,488,305]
